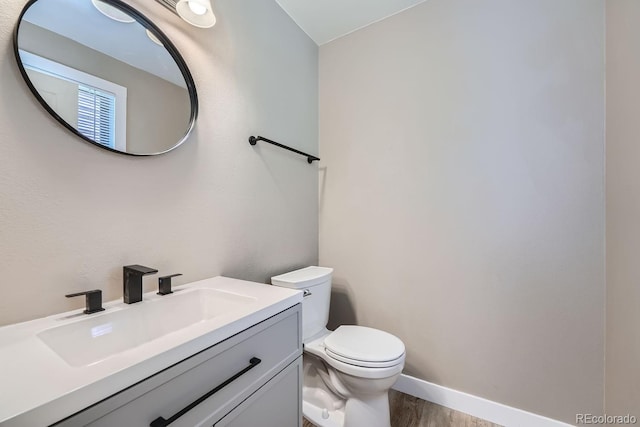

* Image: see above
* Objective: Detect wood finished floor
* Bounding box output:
[303,390,502,427]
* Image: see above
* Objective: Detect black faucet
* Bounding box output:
[123,265,158,304]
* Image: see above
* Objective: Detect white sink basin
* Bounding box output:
[37,288,257,367]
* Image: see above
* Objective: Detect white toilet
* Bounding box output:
[271,266,405,427]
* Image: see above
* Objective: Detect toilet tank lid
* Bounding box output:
[271,266,334,289]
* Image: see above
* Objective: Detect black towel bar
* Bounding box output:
[249,135,320,164]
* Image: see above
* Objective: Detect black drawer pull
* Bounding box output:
[150,357,262,427]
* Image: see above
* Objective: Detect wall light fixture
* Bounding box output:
[156,0,216,28]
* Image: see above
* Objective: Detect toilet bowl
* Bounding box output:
[271,267,405,427]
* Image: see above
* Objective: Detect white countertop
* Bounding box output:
[0,277,301,426]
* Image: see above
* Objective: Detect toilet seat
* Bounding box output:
[304,326,406,380]
[323,325,405,365]
[306,345,405,380]
[325,348,405,368]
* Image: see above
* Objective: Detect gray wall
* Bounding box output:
[319,0,605,423]
[25,67,79,126]
[0,0,318,325]
[605,0,640,420]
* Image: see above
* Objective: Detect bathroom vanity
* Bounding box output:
[0,277,303,427]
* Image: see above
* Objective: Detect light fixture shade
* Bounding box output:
[146,29,164,46]
[92,0,135,23]
[176,0,216,28]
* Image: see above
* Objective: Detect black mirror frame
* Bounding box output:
[13,0,199,156]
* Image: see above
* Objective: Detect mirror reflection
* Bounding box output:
[15,0,197,155]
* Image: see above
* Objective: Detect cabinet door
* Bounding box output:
[215,356,302,427]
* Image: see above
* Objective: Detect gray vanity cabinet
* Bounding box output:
[53,305,302,427]
[215,358,302,427]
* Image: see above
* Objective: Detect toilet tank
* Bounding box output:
[271,266,333,342]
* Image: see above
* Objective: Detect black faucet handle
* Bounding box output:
[158,274,183,295]
[66,289,105,314]
[124,265,159,275]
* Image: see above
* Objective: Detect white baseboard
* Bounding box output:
[392,374,574,427]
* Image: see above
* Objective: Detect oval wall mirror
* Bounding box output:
[14,0,198,156]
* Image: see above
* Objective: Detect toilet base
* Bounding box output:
[303,400,345,427]
[302,353,396,427]
[343,393,391,427]
[302,392,392,427]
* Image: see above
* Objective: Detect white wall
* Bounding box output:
[319,0,605,423]
[605,0,640,419]
[0,0,318,325]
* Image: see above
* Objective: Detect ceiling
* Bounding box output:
[275,0,427,45]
